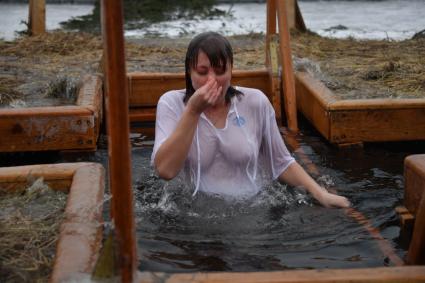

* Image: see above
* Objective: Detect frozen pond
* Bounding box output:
[1,0,425,40]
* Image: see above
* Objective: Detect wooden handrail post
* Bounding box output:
[266,0,282,124]
[101,0,137,282]
[28,0,46,36]
[265,0,276,66]
[266,0,277,37]
[285,0,297,30]
[276,0,298,132]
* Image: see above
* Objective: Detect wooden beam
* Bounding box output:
[295,71,425,144]
[295,0,307,32]
[128,70,270,107]
[267,35,282,124]
[137,266,425,283]
[28,0,45,36]
[265,0,276,80]
[407,188,425,265]
[101,0,136,282]
[284,0,307,31]
[276,0,298,132]
[285,0,296,30]
[405,155,425,265]
[266,0,277,36]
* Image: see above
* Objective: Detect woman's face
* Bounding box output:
[190,51,232,98]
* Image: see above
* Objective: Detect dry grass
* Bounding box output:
[0,178,67,282]
[0,30,424,105]
[290,31,425,99]
[0,31,103,107]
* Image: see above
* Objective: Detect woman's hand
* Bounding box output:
[187,76,222,115]
[315,189,351,208]
[279,162,350,209]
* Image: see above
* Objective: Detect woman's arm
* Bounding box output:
[279,162,350,208]
[154,77,222,180]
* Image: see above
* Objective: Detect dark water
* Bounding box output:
[132,121,421,272]
[1,120,424,272]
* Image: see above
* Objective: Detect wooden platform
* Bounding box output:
[0,162,105,283]
[127,69,272,135]
[295,71,425,145]
[0,75,103,152]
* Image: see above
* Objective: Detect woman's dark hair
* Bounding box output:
[184,32,243,104]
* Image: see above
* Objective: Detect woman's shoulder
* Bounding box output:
[235,86,271,107]
[158,89,186,105]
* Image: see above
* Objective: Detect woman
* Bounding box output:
[152,32,350,208]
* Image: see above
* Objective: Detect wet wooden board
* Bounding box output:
[404,154,425,264]
[0,75,102,152]
[128,69,273,135]
[295,71,425,144]
[128,70,271,107]
[138,266,425,283]
[0,162,105,283]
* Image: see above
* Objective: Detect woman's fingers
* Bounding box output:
[198,76,215,95]
[208,85,222,104]
[324,193,351,208]
[189,77,225,114]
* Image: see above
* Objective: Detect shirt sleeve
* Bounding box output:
[151,92,181,166]
[260,99,295,180]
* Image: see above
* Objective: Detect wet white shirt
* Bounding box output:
[152,86,295,199]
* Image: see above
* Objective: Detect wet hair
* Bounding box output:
[184,32,243,104]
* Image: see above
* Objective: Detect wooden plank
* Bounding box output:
[294,71,425,144]
[0,75,102,152]
[0,162,86,182]
[404,155,425,216]
[295,72,333,140]
[267,35,282,124]
[137,266,425,283]
[129,107,156,122]
[266,0,276,73]
[101,0,137,281]
[128,70,270,107]
[233,69,270,96]
[29,0,45,36]
[128,72,185,106]
[405,155,425,264]
[127,70,271,136]
[266,0,277,36]
[76,75,103,146]
[331,98,425,110]
[276,0,298,132]
[51,163,105,283]
[284,0,296,30]
[0,113,97,152]
[329,107,425,143]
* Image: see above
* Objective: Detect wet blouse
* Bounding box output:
[152,87,295,198]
